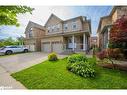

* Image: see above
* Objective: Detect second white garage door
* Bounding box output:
[52,43,63,53]
[43,43,51,53]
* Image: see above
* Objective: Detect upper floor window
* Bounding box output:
[56,24,60,31]
[47,24,60,33]
[52,26,55,32]
[63,23,68,31]
[72,22,77,30]
[29,28,33,38]
[71,20,77,30]
[72,24,77,29]
[47,27,51,32]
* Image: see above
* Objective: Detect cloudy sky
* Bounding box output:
[0,6,113,39]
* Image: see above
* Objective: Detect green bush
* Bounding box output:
[67,61,95,78]
[48,52,58,61]
[67,54,87,64]
[67,54,96,78]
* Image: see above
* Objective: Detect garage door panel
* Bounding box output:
[52,43,63,53]
[42,43,51,53]
[26,45,35,51]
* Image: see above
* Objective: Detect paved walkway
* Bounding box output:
[0,52,67,89]
[0,66,25,89]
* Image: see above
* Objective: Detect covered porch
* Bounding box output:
[63,33,89,52]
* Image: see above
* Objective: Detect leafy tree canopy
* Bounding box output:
[110,15,127,43]
[0,37,25,47]
[0,6,34,26]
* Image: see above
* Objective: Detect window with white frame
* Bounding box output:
[47,24,60,33]
[52,26,55,32]
[63,23,68,31]
[72,21,77,30]
[29,28,33,38]
[47,27,51,32]
[56,24,60,31]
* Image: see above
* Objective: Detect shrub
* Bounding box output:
[105,48,114,58]
[67,53,96,78]
[48,52,58,61]
[113,48,122,59]
[67,53,87,64]
[67,61,95,78]
[96,50,107,60]
[97,48,123,60]
[106,48,123,59]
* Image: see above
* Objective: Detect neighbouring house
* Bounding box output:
[90,36,97,48]
[25,14,91,53]
[24,21,46,51]
[97,6,127,50]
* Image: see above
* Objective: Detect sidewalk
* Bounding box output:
[0,66,25,89]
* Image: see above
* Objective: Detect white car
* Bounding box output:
[0,46,29,55]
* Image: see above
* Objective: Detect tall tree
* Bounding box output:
[110,15,127,43]
[0,6,34,26]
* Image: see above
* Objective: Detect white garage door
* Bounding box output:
[43,43,51,53]
[26,45,35,51]
[52,43,63,53]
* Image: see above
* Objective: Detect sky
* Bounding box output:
[0,6,113,39]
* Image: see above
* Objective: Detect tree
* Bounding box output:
[0,6,34,26]
[16,36,25,45]
[110,15,127,43]
[0,37,25,47]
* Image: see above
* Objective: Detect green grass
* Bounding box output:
[12,58,127,89]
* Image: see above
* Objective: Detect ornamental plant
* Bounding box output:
[96,50,107,60]
[67,53,87,63]
[68,61,95,78]
[67,54,96,78]
[48,52,58,61]
[110,15,127,45]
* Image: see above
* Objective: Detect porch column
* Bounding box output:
[83,33,86,51]
[108,27,110,41]
[72,35,75,51]
[107,27,110,48]
[86,36,87,50]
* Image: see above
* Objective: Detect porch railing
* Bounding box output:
[63,44,85,52]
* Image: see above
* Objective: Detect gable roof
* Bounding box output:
[44,14,63,26]
[63,16,86,22]
[25,21,46,34]
[97,15,110,33]
[44,13,87,26]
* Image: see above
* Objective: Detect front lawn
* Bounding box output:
[12,58,127,89]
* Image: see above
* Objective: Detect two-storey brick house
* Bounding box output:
[41,14,91,53]
[25,14,91,53]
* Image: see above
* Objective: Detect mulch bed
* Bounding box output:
[99,63,127,71]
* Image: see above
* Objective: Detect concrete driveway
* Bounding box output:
[0,52,49,73]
